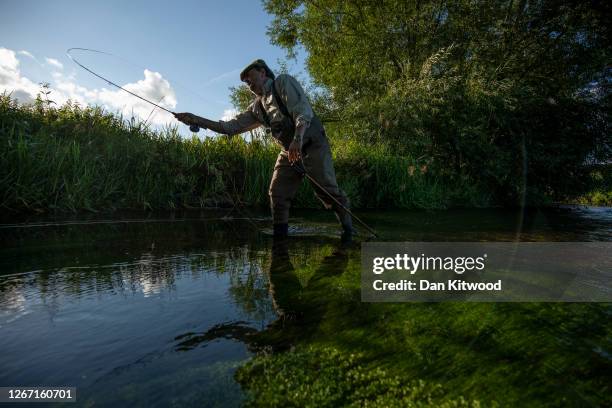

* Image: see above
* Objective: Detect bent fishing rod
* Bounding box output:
[68,48,379,239]
[66,48,201,132]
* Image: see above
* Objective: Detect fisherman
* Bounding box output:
[174,59,353,241]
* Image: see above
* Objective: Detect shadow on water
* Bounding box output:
[0,207,610,407]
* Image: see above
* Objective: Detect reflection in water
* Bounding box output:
[0,207,610,407]
[0,217,279,407]
[172,238,351,354]
[174,321,259,351]
[0,285,27,326]
[268,238,348,323]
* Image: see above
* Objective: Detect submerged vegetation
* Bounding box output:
[233,239,611,407]
[3,214,609,406]
[236,345,480,407]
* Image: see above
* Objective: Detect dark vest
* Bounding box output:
[258,80,324,151]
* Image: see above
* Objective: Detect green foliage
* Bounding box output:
[573,165,612,206]
[229,83,255,113]
[0,94,488,214]
[236,345,480,408]
[263,0,611,204]
[0,94,269,212]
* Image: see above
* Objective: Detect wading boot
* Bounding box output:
[273,223,289,238]
[335,209,354,243]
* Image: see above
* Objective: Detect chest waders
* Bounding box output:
[259,81,355,240]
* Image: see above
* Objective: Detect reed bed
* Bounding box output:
[1,95,489,214]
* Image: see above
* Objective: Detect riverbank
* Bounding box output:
[2,96,608,214]
[570,165,612,206]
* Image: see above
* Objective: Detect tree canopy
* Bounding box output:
[261,0,611,204]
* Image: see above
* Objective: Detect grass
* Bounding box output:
[2,95,605,214]
[0,94,493,214]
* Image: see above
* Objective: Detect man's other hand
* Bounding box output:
[288,140,301,164]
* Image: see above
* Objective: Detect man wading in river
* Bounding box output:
[175,59,354,241]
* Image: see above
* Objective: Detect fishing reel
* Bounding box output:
[189,125,200,133]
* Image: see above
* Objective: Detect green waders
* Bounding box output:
[268,114,353,236]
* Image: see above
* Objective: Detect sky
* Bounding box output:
[0,0,307,136]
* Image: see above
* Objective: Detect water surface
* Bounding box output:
[1,206,610,406]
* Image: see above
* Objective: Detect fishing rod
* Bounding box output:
[68,48,378,239]
[206,159,379,240]
[292,161,379,238]
[66,48,201,132]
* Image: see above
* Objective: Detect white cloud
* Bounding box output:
[17,50,42,66]
[221,108,238,121]
[0,48,19,72]
[0,47,40,103]
[18,50,35,59]
[0,47,179,127]
[45,57,63,70]
[97,69,177,125]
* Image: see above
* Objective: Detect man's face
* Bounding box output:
[243,68,267,96]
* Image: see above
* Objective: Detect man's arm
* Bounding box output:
[277,74,314,145]
[276,74,315,163]
[174,109,261,135]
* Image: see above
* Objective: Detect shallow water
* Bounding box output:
[0,206,610,406]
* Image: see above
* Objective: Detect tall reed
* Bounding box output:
[0,95,490,214]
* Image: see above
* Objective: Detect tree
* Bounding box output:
[263,0,611,203]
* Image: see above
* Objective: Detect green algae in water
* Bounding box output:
[236,234,611,407]
[236,345,481,407]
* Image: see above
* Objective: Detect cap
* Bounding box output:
[240,59,275,81]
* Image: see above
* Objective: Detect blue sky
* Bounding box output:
[0,0,307,136]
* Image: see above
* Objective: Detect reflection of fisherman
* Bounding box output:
[173,239,350,352]
[268,239,307,322]
[174,59,353,241]
[268,239,349,325]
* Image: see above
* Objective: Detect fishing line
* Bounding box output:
[66,48,175,115]
[67,48,206,132]
[66,47,377,240]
